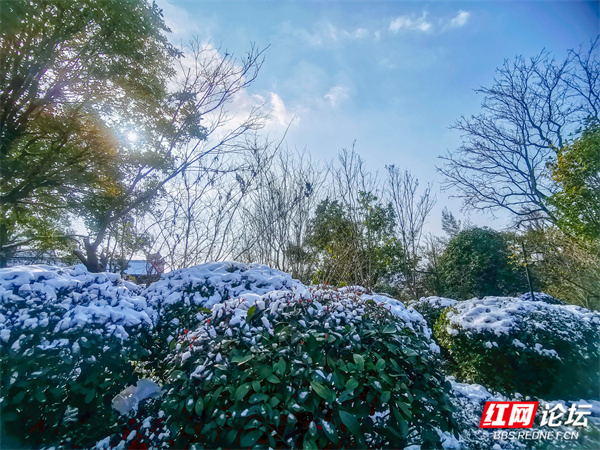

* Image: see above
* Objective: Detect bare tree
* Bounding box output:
[147,135,276,270]
[73,40,268,271]
[439,38,599,225]
[385,165,436,298]
[237,146,327,281]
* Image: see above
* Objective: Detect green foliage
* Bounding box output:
[407,297,458,329]
[549,121,600,241]
[436,227,528,299]
[434,299,600,399]
[0,0,174,265]
[522,226,600,310]
[159,291,457,448]
[0,278,151,447]
[307,193,405,288]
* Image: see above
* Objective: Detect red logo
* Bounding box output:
[479,401,539,428]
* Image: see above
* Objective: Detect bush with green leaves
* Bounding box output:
[434,296,600,399]
[141,261,304,361]
[436,227,528,299]
[407,296,458,329]
[0,265,153,447]
[155,288,457,449]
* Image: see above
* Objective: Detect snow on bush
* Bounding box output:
[0,265,154,447]
[142,262,306,359]
[6,261,598,449]
[407,296,458,329]
[150,287,457,448]
[434,297,600,399]
[518,291,564,305]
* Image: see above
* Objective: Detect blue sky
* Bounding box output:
[158,0,599,232]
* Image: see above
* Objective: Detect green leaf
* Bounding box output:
[310,381,334,403]
[345,378,359,392]
[375,359,385,371]
[338,390,354,403]
[392,406,409,437]
[308,421,318,437]
[186,395,195,412]
[383,324,396,333]
[339,410,361,436]
[266,373,281,384]
[252,380,261,392]
[353,354,365,371]
[320,418,339,444]
[169,338,177,352]
[240,429,262,447]
[396,400,412,418]
[275,358,286,375]
[169,370,187,382]
[216,411,226,426]
[234,383,252,401]
[290,403,303,412]
[231,353,254,365]
[249,393,269,403]
[225,429,238,445]
[35,388,46,403]
[194,397,204,415]
[269,396,280,408]
[184,422,196,436]
[1,412,18,423]
[303,434,318,450]
[246,305,257,322]
[380,391,391,403]
[84,389,95,404]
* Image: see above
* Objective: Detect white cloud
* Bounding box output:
[268,93,295,127]
[449,10,471,28]
[349,27,369,39]
[324,86,351,108]
[282,21,372,47]
[389,13,432,33]
[159,0,202,37]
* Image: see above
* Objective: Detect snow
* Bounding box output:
[143,261,306,311]
[444,296,600,338]
[0,265,153,344]
[111,379,163,415]
[412,296,459,309]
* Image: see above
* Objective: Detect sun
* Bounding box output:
[126,131,139,143]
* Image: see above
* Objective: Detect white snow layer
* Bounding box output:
[0,262,429,347]
[444,296,600,337]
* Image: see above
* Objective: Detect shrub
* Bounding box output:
[0,265,153,447]
[408,296,458,329]
[436,228,527,299]
[157,288,457,448]
[141,261,304,361]
[518,291,564,305]
[434,296,600,399]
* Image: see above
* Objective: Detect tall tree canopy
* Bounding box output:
[0,0,175,265]
[549,120,600,241]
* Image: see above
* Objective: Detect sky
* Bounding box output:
[157,0,600,233]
